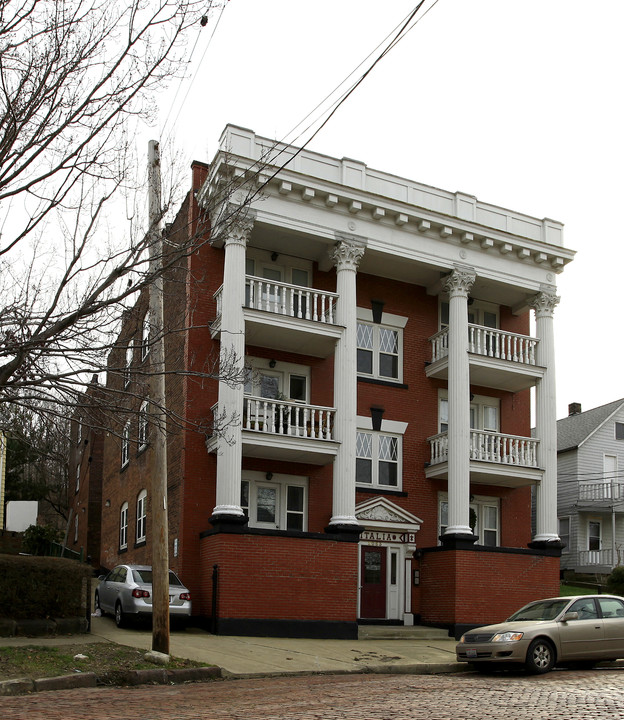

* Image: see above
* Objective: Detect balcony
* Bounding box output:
[426,430,542,488]
[206,398,338,465]
[212,277,342,357]
[577,549,614,570]
[427,324,544,392]
[575,482,624,510]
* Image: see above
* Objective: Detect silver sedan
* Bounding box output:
[456,594,624,673]
[95,564,192,628]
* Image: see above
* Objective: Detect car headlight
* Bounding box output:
[491,632,524,642]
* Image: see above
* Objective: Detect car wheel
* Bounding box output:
[525,638,555,674]
[94,591,105,617]
[115,601,126,628]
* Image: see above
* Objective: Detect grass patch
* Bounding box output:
[0,643,210,682]
[560,583,595,596]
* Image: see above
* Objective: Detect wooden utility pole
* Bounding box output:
[148,140,170,654]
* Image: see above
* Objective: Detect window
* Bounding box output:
[76,419,82,446]
[75,462,80,493]
[241,473,307,531]
[357,322,401,380]
[439,393,500,433]
[440,300,499,329]
[356,431,400,489]
[123,340,134,387]
[439,494,500,546]
[597,597,624,619]
[141,310,150,360]
[244,359,310,403]
[558,517,570,554]
[588,520,601,552]
[616,422,624,440]
[138,400,148,450]
[136,490,147,543]
[120,503,128,549]
[121,421,130,467]
[74,515,79,543]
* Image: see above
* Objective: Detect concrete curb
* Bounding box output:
[0,666,222,696]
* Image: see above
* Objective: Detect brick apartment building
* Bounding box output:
[70,125,575,638]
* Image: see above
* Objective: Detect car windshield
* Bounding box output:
[131,569,184,586]
[507,599,569,622]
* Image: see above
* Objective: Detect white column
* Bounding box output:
[211,213,254,525]
[442,267,476,542]
[529,288,561,546]
[327,237,365,532]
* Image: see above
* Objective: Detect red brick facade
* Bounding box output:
[73,135,564,638]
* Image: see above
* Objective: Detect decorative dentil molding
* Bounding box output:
[442,266,476,298]
[528,288,560,318]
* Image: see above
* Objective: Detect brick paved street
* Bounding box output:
[4,669,624,719]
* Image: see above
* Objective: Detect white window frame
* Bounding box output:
[245,250,313,287]
[241,472,308,531]
[121,420,130,467]
[356,416,407,491]
[124,339,134,387]
[244,357,310,403]
[76,419,82,446]
[558,516,571,555]
[588,518,601,552]
[74,515,79,543]
[136,489,147,543]
[615,422,624,441]
[138,400,148,450]
[438,391,500,433]
[356,309,407,384]
[75,462,80,493]
[120,503,128,549]
[141,310,150,361]
[440,298,499,330]
[438,492,500,546]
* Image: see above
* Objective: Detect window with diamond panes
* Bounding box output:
[356,431,400,488]
[357,322,400,380]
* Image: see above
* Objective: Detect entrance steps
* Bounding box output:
[358,624,451,640]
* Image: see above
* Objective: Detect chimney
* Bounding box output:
[568,402,582,416]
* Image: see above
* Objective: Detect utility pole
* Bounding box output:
[148,139,170,654]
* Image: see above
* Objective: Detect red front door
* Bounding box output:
[360,546,386,619]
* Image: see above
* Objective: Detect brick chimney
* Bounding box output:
[568,402,582,416]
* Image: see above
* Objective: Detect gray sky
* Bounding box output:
[152,0,623,419]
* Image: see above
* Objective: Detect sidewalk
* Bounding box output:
[0,616,463,689]
[89,617,463,678]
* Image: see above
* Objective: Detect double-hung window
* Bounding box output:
[356,309,406,383]
[123,340,134,387]
[121,421,130,467]
[438,393,499,434]
[120,503,128,549]
[136,489,147,543]
[558,517,570,554]
[138,400,148,450]
[356,431,400,489]
[241,473,307,531]
[141,311,150,361]
[439,493,499,546]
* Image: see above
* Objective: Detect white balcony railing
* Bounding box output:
[244,396,336,441]
[579,482,624,502]
[578,549,613,567]
[429,325,539,365]
[214,278,339,325]
[428,430,539,467]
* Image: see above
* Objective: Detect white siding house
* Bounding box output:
[557,400,624,574]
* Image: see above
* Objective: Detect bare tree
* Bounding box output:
[0,0,228,417]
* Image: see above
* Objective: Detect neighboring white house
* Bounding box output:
[558,399,624,574]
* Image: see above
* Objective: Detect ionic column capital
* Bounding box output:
[330,234,366,272]
[442,266,476,298]
[528,288,560,318]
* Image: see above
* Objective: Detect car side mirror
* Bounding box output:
[561,611,579,622]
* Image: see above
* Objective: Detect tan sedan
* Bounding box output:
[456,594,624,673]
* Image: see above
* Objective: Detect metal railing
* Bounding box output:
[429,324,539,365]
[428,430,539,467]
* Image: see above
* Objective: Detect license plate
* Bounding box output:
[466,648,478,658]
